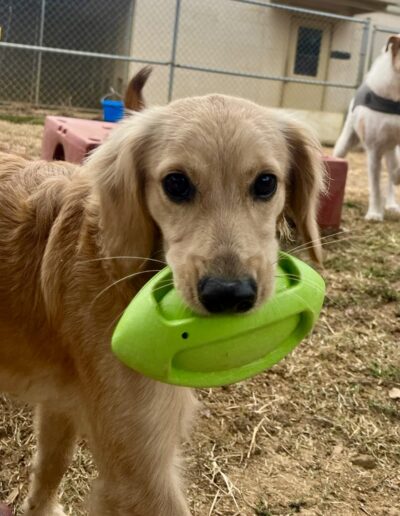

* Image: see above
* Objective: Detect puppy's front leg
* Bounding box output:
[82,365,195,516]
[22,405,76,516]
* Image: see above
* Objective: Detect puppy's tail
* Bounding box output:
[124,66,153,112]
[333,100,359,158]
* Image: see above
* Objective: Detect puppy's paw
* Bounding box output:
[50,506,67,516]
[365,211,384,221]
[22,501,67,516]
[51,507,67,516]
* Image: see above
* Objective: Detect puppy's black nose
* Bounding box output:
[198,277,257,314]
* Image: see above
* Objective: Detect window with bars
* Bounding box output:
[294,26,323,77]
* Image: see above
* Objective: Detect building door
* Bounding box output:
[282,18,331,110]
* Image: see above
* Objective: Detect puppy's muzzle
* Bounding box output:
[197,277,257,314]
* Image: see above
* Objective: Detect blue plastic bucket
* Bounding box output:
[101,98,125,122]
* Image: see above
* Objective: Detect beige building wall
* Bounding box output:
[173,0,289,106]
[323,21,364,112]
[125,0,395,133]
[128,0,290,106]
[128,0,176,104]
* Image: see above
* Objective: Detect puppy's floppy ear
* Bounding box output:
[281,118,326,264]
[86,111,157,260]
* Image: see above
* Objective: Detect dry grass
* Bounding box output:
[0,120,399,516]
[0,120,43,159]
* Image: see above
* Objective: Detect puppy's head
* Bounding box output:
[90,95,324,314]
[385,34,400,72]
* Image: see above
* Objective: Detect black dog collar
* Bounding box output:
[353,83,400,115]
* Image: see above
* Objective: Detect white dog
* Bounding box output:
[334,34,400,221]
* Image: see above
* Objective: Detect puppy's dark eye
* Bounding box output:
[162,172,195,203]
[251,173,277,201]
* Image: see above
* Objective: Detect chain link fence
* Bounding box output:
[0,0,139,108]
[0,0,398,114]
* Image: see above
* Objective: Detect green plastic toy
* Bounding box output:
[112,252,325,388]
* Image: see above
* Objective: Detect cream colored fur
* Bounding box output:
[0,94,324,515]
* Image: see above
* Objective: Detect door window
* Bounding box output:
[294,26,323,77]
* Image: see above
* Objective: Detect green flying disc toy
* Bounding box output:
[112,252,325,388]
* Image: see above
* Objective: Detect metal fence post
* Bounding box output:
[368,24,377,71]
[168,0,181,103]
[34,0,46,106]
[122,0,136,84]
[357,17,373,87]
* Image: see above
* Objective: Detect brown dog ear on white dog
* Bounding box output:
[385,34,400,61]
[124,66,153,112]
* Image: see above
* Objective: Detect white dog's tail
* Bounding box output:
[333,99,359,158]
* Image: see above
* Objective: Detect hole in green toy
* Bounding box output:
[181,332,189,339]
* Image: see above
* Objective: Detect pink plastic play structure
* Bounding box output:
[41,116,114,163]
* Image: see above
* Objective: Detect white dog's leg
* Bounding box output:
[22,405,76,516]
[333,102,359,158]
[385,150,400,212]
[392,146,400,186]
[365,148,384,221]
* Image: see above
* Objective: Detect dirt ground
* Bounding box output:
[0,119,399,516]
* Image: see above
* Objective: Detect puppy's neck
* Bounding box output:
[366,52,400,101]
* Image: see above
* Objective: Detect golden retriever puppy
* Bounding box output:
[0,93,324,516]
